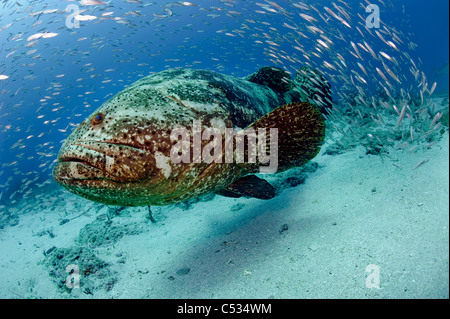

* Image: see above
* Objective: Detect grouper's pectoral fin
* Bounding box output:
[217,175,275,200]
[239,101,325,174]
[220,102,325,201]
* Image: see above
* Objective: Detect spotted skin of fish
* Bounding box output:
[53,67,329,206]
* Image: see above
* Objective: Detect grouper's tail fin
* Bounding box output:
[295,67,332,115]
[238,101,325,174]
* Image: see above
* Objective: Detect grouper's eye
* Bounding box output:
[91,113,105,125]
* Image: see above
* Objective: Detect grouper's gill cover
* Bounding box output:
[53,67,329,206]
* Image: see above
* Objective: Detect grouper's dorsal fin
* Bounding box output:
[245,66,293,93]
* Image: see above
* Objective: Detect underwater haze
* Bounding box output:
[0,0,448,299]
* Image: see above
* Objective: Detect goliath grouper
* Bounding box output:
[53,66,331,206]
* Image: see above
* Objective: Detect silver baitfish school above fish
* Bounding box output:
[52,66,331,206]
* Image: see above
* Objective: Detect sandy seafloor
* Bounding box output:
[0,111,448,299]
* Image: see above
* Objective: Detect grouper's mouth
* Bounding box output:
[53,140,155,185]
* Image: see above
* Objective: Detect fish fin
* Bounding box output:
[245,66,293,93]
[219,175,275,200]
[215,189,243,198]
[294,66,332,114]
[239,101,325,173]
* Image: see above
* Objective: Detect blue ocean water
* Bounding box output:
[0,0,448,299]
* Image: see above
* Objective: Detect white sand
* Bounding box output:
[0,131,448,299]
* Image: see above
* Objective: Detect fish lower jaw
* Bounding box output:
[53,160,149,184]
[53,160,112,183]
